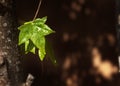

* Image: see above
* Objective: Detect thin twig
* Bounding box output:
[33,0,42,20]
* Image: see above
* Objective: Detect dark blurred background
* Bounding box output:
[15,0,119,86]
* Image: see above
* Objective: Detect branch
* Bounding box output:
[33,0,43,20]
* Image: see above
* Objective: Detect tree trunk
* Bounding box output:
[0,0,24,86]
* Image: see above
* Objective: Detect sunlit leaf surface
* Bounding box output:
[18,17,55,61]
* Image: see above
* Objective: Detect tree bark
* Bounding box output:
[0,0,24,86]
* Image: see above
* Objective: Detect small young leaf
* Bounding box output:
[33,16,47,26]
[18,23,34,45]
[18,17,55,63]
[38,49,46,61]
[37,24,55,36]
[30,47,35,54]
[31,33,46,61]
[25,40,29,54]
[25,40,36,54]
[24,21,32,25]
[37,37,46,61]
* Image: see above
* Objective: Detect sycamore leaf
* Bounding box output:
[38,49,46,61]
[31,33,46,60]
[25,40,29,54]
[30,46,35,54]
[25,40,35,54]
[37,24,55,36]
[37,37,46,61]
[18,17,55,62]
[18,23,34,45]
[33,16,47,26]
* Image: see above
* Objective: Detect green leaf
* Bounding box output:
[30,46,35,54]
[31,33,46,61]
[46,40,57,64]
[33,16,47,26]
[25,40,36,54]
[37,24,55,36]
[18,17,55,63]
[38,49,45,61]
[24,21,32,25]
[25,40,29,54]
[37,37,46,61]
[18,23,34,45]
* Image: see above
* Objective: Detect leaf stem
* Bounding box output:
[33,0,43,20]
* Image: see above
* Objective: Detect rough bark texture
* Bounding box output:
[0,0,23,86]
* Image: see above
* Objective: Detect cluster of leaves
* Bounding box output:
[18,17,56,64]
